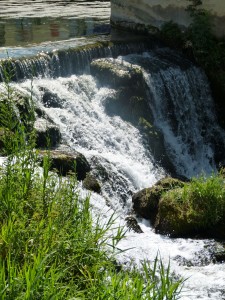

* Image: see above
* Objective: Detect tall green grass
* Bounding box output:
[0,64,183,299]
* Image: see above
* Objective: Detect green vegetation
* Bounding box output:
[159,0,225,127]
[0,67,183,299]
[156,173,225,237]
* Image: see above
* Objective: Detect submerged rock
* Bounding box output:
[83,173,101,193]
[39,149,90,180]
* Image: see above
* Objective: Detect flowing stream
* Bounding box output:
[7,47,225,299]
[1,1,225,299]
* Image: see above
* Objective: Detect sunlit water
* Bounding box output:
[0,1,225,299]
[0,0,110,47]
[9,69,225,300]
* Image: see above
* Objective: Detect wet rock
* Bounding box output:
[39,149,90,180]
[83,173,101,193]
[42,90,63,108]
[104,89,153,125]
[213,243,225,263]
[132,177,184,224]
[125,216,143,233]
[138,117,176,173]
[34,118,61,148]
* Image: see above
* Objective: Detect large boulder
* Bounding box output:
[90,58,143,89]
[155,179,225,239]
[132,177,185,224]
[39,149,90,180]
[154,188,195,237]
[34,118,61,148]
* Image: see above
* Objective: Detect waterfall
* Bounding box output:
[0,41,153,82]
[3,45,225,299]
[116,50,225,177]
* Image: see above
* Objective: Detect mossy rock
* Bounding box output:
[83,173,101,194]
[132,177,184,224]
[154,188,194,237]
[155,184,225,239]
[39,150,90,180]
[90,58,143,89]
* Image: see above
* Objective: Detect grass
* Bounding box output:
[158,173,225,236]
[0,64,184,299]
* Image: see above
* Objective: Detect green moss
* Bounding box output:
[156,174,225,238]
[132,177,185,222]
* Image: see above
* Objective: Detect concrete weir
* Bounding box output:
[111,0,225,37]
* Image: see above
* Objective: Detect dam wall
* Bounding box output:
[111,0,225,37]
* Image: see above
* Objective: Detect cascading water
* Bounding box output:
[3,44,225,299]
[117,50,225,178]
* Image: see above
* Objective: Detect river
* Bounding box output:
[0,1,225,299]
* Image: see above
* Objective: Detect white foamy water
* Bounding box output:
[11,70,225,299]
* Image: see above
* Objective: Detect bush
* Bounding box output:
[160,21,184,49]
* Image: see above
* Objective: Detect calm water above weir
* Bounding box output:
[0,0,110,47]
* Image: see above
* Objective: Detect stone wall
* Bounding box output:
[111,0,225,37]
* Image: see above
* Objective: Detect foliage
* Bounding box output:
[160,21,184,49]
[0,65,183,299]
[159,173,225,234]
[158,1,225,127]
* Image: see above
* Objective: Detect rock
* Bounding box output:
[213,243,225,263]
[39,149,90,180]
[155,187,225,239]
[83,173,101,193]
[125,216,143,233]
[132,177,184,224]
[104,89,153,125]
[154,188,194,237]
[34,118,61,148]
[138,117,176,173]
[90,58,143,89]
[42,90,63,108]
